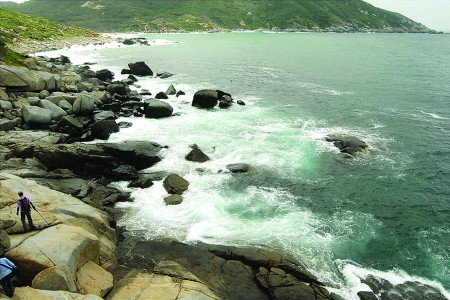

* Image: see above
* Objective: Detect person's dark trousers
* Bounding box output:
[0,273,15,297]
[21,210,36,232]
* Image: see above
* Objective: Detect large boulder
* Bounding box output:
[73,94,95,116]
[163,174,189,195]
[128,61,153,76]
[144,99,173,119]
[6,224,99,283]
[22,105,53,124]
[76,261,113,297]
[0,65,60,92]
[0,99,12,110]
[192,89,232,109]
[107,83,128,96]
[32,265,77,293]
[325,134,368,156]
[91,119,120,140]
[39,99,67,120]
[96,69,114,81]
[10,286,103,299]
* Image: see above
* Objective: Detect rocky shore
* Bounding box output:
[1,40,448,300]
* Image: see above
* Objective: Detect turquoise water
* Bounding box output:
[54,33,450,298]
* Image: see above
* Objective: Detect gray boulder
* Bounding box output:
[192,89,232,109]
[164,194,183,205]
[0,118,19,131]
[39,100,67,120]
[0,88,8,100]
[144,99,173,119]
[94,111,115,122]
[91,120,120,140]
[163,174,189,195]
[107,83,128,96]
[58,100,73,112]
[73,94,95,116]
[77,82,95,92]
[166,84,176,95]
[57,116,84,136]
[22,105,52,124]
[0,100,12,110]
[128,61,153,76]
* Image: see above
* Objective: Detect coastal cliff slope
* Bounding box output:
[4,0,431,33]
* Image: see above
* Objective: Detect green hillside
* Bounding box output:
[0,7,97,43]
[7,0,430,33]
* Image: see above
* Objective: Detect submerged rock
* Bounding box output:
[325,134,368,156]
[226,163,251,173]
[185,144,210,163]
[164,194,183,205]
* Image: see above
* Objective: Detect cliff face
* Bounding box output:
[9,0,431,33]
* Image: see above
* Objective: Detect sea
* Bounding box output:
[38,32,450,299]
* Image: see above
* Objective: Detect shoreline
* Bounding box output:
[1,35,448,299]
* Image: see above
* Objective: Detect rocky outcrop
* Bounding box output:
[107,267,219,300]
[4,141,162,178]
[163,174,189,195]
[31,265,78,293]
[5,286,103,300]
[76,261,113,297]
[192,89,232,109]
[128,61,153,76]
[116,237,334,300]
[0,65,60,92]
[6,224,99,283]
[325,134,368,156]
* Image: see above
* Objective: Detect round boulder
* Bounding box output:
[96,69,114,81]
[144,99,173,119]
[163,174,189,195]
[128,61,153,76]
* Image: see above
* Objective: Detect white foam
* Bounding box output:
[420,110,448,120]
[338,263,450,300]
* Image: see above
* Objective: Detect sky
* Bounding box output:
[1,0,450,31]
[364,0,450,31]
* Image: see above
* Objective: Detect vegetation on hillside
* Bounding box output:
[6,0,430,33]
[0,7,97,44]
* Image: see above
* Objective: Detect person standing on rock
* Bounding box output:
[16,191,37,232]
[0,257,17,297]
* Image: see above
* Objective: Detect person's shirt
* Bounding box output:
[17,196,31,212]
[0,257,16,280]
